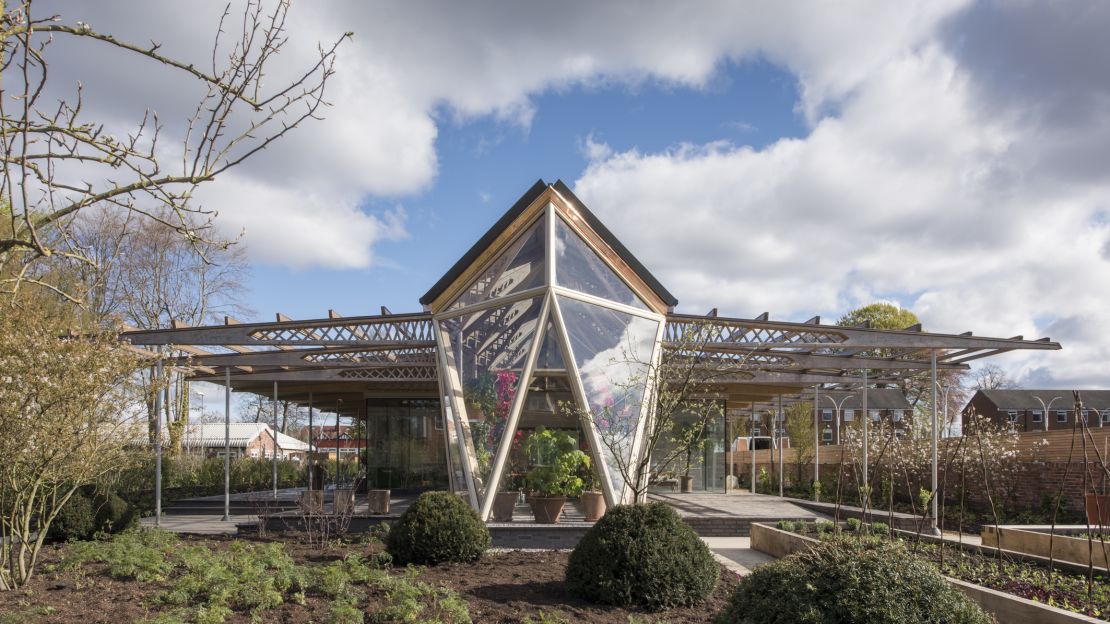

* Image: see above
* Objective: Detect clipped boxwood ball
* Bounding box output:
[93,490,137,534]
[566,502,719,611]
[386,491,490,565]
[715,537,991,624]
[49,492,96,542]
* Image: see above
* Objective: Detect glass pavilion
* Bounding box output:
[124,180,1061,520]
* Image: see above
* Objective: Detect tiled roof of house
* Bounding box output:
[973,389,1110,411]
[181,422,312,452]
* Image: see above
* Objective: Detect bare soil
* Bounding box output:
[0,535,738,624]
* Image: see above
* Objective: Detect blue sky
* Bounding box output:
[46,1,1110,392]
[244,60,806,320]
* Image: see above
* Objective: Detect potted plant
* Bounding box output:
[580,462,606,522]
[524,428,588,524]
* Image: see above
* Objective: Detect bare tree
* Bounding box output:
[238,392,306,434]
[970,363,1017,391]
[0,0,348,303]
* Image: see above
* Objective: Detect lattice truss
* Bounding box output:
[119,309,1060,392]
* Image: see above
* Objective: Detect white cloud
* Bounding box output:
[573,7,1110,389]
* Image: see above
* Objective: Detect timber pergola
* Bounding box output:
[121,179,1061,524]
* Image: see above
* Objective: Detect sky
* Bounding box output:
[37,0,1110,397]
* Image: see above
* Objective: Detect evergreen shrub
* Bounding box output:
[385,491,489,565]
[565,503,719,611]
[715,537,991,624]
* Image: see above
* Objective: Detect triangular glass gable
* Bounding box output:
[554,215,648,311]
[534,319,567,371]
[556,295,659,496]
[449,215,546,311]
[439,297,543,499]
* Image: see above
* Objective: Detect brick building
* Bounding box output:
[816,388,914,445]
[963,389,1110,432]
[181,422,313,460]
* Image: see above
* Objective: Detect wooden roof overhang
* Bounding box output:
[120,307,1060,418]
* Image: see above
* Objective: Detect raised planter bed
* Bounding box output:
[982,525,1110,571]
[750,522,1107,624]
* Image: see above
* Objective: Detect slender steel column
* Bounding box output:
[750,405,756,493]
[813,385,820,487]
[272,381,278,498]
[223,367,231,521]
[931,349,939,530]
[335,399,343,488]
[862,369,869,490]
[778,394,784,497]
[153,357,163,527]
[307,391,314,491]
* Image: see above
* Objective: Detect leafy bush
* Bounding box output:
[92,490,137,534]
[845,518,862,532]
[776,520,796,532]
[64,528,178,581]
[367,569,471,623]
[871,522,890,535]
[49,492,96,542]
[523,428,589,498]
[385,491,490,565]
[565,503,719,611]
[715,537,991,624]
[815,520,835,535]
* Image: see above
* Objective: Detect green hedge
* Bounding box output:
[715,537,991,624]
[566,503,719,611]
[386,491,490,565]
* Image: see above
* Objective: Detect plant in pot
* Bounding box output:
[492,431,526,522]
[524,428,588,523]
[579,461,607,522]
[672,420,710,493]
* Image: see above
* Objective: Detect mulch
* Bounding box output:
[0,534,739,624]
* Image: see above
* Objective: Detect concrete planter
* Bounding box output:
[367,489,390,515]
[334,488,355,515]
[528,496,566,524]
[492,491,518,522]
[750,523,1103,624]
[680,475,695,493]
[581,491,606,522]
[982,525,1110,570]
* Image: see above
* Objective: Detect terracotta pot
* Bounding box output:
[492,491,518,522]
[1086,493,1110,526]
[581,491,606,522]
[680,475,695,493]
[529,496,566,524]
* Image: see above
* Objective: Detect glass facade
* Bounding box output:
[435,203,665,516]
[365,398,447,490]
[557,296,658,495]
[439,297,543,499]
[449,216,546,311]
[554,215,648,310]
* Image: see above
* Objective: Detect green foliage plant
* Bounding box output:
[48,492,96,542]
[715,537,991,624]
[385,491,490,565]
[566,503,719,611]
[64,528,178,582]
[845,518,862,532]
[523,428,589,498]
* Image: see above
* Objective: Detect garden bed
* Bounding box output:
[982,526,1110,570]
[752,521,1110,622]
[0,530,737,623]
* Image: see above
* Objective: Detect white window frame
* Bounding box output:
[892,410,903,422]
[1057,410,1068,423]
[822,429,833,442]
[844,409,856,422]
[822,409,833,422]
[1032,410,1043,423]
[869,409,881,422]
[1006,410,1018,423]
[1103,410,1110,423]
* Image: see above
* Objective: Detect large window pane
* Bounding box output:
[365,399,447,491]
[449,216,545,311]
[558,296,658,495]
[440,297,543,498]
[554,215,648,310]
